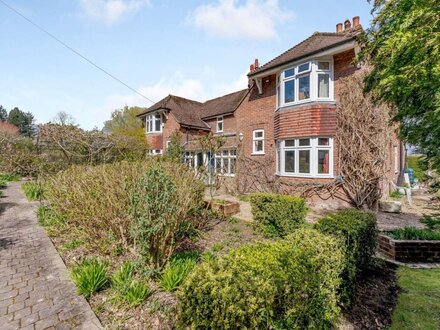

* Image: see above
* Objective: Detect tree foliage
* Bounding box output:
[0,106,7,122]
[103,106,145,139]
[7,107,35,137]
[361,0,440,169]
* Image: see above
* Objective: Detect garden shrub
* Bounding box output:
[315,209,378,304]
[178,228,344,329]
[45,161,147,250]
[71,258,109,298]
[0,173,20,182]
[21,181,45,201]
[420,215,440,230]
[36,205,65,227]
[129,162,204,269]
[250,193,307,237]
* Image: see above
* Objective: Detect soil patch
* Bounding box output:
[343,260,399,329]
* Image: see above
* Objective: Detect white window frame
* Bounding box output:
[252,129,265,155]
[214,149,236,177]
[147,149,162,156]
[146,112,163,134]
[276,137,333,178]
[394,145,399,174]
[216,116,224,133]
[277,59,334,109]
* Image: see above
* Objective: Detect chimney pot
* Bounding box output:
[254,58,259,69]
[250,64,255,73]
[336,23,343,33]
[353,16,360,28]
[344,19,352,30]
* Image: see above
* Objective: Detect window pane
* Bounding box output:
[155,116,161,131]
[318,150,330,174]
[230,149,236,156]
[254,141,264,152]
[284,80,295,103]
[299,150,310,173]
[230,158,236,174]
[318,138,329,146]
[223,150,229,156]
[299,138,310,146]
[215,158,221,172]
[318,62,330,70]
[318,74,330,98]
[298,75,310,100]
[223,158,229,174]
[284,150,295,173]
[284,68,295,78]
[254,131,263,138]
[298,63,310,73]
[285,140,295,147]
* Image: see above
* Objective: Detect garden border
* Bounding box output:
[378,234,440,263]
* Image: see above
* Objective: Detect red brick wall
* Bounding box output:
[334,49,357,102]
[204,114,237,134]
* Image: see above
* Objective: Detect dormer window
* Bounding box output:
[278,60,333,108]
[146,112,162,133]
[216,116,224,133]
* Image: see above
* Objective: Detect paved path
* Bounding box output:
[0,182,102,330]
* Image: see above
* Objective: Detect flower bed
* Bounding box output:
[378,234,440,263]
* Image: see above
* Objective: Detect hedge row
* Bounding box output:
[178,228,344,329]
[178,207,378,328]
[250,193,308,237]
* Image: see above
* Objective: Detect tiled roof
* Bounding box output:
[137,89,249,129]
[249,29,360,77]
[201,89,248,119]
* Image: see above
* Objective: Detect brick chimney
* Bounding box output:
[336,23,343,33]
[352,16,360,28]
[254,58,259,69]
[250,64,255,73]
[344,19,352,30]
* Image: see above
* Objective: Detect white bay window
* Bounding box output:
[277,137,333,177]
[278,60,333,108]
[146,112,163,133]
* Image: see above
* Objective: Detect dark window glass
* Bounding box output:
[284,68,295,78]
[299,138,310,146]
[318,150,330,174]
[299,150,310,173]
[298,75,310,100]
[285,150,295,173]
[298,63,310,73]
[284,80,295,103]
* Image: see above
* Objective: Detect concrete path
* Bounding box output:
[0,182,102,330]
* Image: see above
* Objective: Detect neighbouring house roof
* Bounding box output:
[201,89,249,119]
[249,29,361,77]
[137,89,249,130]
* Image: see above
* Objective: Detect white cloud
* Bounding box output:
[94,73,206,122]
[188,0,294,40]
[78,0,150,24]
[214,71,249,95]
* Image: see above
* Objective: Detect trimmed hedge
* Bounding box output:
[178,228,344,329]
[249,193,308,237]
[315,209,378,304]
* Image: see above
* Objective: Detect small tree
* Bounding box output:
[7,107,35,137]
[166,130,185,162]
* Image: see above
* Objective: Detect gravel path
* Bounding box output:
[0,182,102,330]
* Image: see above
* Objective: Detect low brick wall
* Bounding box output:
[378,234,440,263]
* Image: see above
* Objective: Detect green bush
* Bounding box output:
[161,259,196,292]
[71,258,109,298]
[21,181,45,201]
[178,228,344,329]
[129,163,205,269]
[120,280,150,307]
[407,155,428,182]
[315,209,378,303]
[112,261,136,291]
[249,193,307,237]
[0,173,20,182]
[386,227,440,240]
[390,190,403,199]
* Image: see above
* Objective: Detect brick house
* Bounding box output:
[137,17,404,205]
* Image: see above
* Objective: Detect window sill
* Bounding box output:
[146,131,163,135]
[276,173,334,179]
[251,152,265,156]
[218,174,235,177]
[276,99,336,111]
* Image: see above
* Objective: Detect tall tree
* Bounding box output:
[361,0,440,169]
[53,111,76,126]
[7,107,35,137]
[0,106,7,122]
[103,106,145,139]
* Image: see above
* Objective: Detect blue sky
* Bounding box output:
[0,0,373,129]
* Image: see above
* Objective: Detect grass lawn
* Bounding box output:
[390,267,440,329]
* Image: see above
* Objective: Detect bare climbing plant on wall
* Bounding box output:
[336,69,394,209]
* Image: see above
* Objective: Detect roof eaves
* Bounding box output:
[248,35,357,78]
